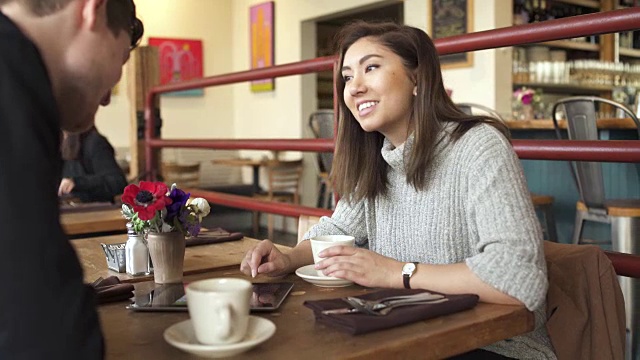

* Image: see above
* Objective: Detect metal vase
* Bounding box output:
[146,231,186,284]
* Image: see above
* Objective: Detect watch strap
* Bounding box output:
[402,262,418,289]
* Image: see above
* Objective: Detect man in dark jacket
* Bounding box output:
[0,0,143,358]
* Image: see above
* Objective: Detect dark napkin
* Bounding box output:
[91,276,134,305]
[185,227,244,247]
[60,200,122,213]
[304,289,479,335]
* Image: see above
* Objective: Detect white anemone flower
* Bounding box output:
[189,198,211,221]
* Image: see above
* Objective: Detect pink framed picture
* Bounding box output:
[250,1,275,92]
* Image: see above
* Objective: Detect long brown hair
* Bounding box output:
[61,127,95,160]
[331,21,509,202]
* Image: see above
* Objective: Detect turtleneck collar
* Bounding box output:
[381,133,412,171]
[380,122,456,172]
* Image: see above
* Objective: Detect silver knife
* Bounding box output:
[321,307,360,315]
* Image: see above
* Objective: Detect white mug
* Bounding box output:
[310,235,355,276]
[186,278,252,345]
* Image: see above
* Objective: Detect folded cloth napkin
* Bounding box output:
[60,200,122,213]
[185,227,244,247]
[303,289,479,335]
[91,276,134,305]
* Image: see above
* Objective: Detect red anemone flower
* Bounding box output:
[121,181,173,221]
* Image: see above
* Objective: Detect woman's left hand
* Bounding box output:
[315,246,402,288]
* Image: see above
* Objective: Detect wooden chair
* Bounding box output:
[297,215,321,244]
[161,162,201,187]
[252,159,304,240]
[458,102,558,242]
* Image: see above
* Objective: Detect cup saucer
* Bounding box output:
[164,316,276,358]
[295,264,354,287]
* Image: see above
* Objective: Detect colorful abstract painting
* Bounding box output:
[148,37,204,96]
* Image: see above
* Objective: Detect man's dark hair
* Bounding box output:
[1,0,143,48]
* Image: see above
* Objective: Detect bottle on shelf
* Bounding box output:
[513,0,529,25]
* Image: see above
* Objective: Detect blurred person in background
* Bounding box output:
[59,123,127,203]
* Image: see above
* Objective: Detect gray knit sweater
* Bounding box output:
[304,123,557,359]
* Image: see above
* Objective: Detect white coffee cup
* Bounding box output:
[186,278,252,345]
[310,235,355,276]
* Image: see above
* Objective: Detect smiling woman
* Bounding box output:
[240,21,555,360]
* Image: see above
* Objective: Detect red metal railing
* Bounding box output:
[142,8,640,274]
[604,250,640,278]
[144,7,640,176]
[188,189,333,218]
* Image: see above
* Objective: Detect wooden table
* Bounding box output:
[61,208,127,236]
[99,269,535,359]
[72,235,286,284]
[211,158,270,193]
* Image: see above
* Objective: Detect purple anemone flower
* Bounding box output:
[165,187,190,222]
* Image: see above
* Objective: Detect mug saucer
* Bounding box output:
[164,316,276,358]
[295,264,354,287]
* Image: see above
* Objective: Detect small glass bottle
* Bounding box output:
[125,223,149,276]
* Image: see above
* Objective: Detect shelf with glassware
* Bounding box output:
[534,39,600,52]
[620,46,640,58]
[512,59,639,119]
[510,1,640,122]
[512,60,640,90]
[556,0,601,8]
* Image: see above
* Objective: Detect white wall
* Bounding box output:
[94,0,235,149]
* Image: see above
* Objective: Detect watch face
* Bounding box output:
[402,263,416,274]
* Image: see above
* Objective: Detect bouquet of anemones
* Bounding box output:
[121,181,210,236]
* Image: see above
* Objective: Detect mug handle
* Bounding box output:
[214,302,232,340]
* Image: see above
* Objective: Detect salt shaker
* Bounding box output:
[125,223,149,276]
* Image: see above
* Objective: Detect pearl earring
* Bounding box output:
[413,87,417,96]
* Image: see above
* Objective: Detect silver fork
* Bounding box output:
[337,297,449,316]
[346,292,444,310]
[376,298,449,316]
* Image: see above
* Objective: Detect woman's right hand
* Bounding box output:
[240,240,292,278]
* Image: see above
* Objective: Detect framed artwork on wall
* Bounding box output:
[428,0,474,69]
[148,37,204,96]
[250,1,275,92]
